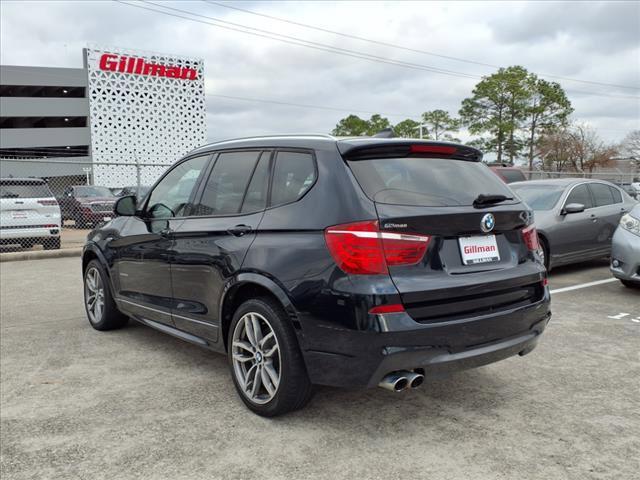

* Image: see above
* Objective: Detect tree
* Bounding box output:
[331,114,391,136]
[537,124,617,173]
[524,77,573,170]
[393,119,420,138]
[332,114,369,136]
[459,66,531,164]
[365,114,391,136]
[421,109,460,141]
[620,130,640,159]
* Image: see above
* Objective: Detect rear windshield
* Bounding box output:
[74,186,115,197]
[348,157,515,206]
[510,184,564,210]
[499,169,526,183]
[0,182,52,199]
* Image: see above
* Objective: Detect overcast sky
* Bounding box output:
[1,0,639,147]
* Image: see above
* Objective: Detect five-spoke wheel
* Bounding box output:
[85,266,105,324]
[231,312,281,404]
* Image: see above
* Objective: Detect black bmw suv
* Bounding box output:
[82,135,551,416]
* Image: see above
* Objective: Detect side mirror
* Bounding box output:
[562,203,585,215]
[114,195,137,216]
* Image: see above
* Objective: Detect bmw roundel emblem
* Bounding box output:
[481,213,495,233]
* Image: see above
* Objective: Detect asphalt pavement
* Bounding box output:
[1,257,638,480]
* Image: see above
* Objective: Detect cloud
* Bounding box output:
[1,0,638,146]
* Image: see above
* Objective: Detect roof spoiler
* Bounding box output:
[338,141,483,162]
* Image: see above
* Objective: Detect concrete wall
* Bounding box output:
[0,65,90,178]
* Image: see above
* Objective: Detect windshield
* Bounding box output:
[499,169,527,183]
[348,157,515,206]
[510,184,564,210]
[0,182,52,199]
[74,186,115,197]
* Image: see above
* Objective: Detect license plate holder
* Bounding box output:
[103,216,112,222]
[459,235,500,265]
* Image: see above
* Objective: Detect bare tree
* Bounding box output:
[620,130,640,160]
[537,124,617,173]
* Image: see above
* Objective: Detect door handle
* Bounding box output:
[227,224,252,237]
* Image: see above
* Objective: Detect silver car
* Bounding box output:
[510,179,637,270]
[610,203,640,287]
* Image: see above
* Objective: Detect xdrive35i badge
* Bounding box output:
[481,213,495,233]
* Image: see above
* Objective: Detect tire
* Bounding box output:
[620,279,640,289]
[228,297,312,417]
[83,259,128,331]
[43,237,61,250]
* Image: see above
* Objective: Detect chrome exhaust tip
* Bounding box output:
[378,372,409,392]
[405,371,424,389]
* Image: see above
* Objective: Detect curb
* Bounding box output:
[0,247,83,263]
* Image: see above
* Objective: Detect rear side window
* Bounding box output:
[0,182,52,199]
[589,183,614,207]
[270,151,316,207]
[195,151,260,215]
[348,158,514,206]
[609,186,622,203]
[565,184,593,209]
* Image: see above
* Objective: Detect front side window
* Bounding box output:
[270,151,316,207]
[589,183,614,207]
[565,184,593,209]
[146,156,209,219]
[194,151,261,216]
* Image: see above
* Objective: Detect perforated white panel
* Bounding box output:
[85,46,206,187]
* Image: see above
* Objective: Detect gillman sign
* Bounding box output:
[98,53,198,81]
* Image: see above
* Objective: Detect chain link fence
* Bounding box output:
[1,158,638,253]
[0,157,174,252]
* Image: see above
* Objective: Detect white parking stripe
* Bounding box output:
[550,278,617,294]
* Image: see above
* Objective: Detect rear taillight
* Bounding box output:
[324,220,431,275]
[369,304,405,314]
[522,224,540,251]
[38,199,58,206]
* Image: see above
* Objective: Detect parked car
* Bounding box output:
[488,164,527,183]
[0,178,61,249]
[114,186,150,198]
[82,136,551,416]
[510,179,637,270]
[610,203,640,288]
[59,185,117,228]
[614,182,639,200]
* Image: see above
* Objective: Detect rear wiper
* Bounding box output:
[473,193,513,208]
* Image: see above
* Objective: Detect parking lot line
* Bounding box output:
[550,278,617,294]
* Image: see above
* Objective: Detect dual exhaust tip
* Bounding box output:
[378,370,424,392]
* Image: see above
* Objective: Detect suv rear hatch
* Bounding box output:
[338,141,545,338]
[0,180,60,230]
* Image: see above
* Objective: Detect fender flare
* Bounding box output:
[82,243,117,294]
[219,272,296,321]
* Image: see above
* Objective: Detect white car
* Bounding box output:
[0,178,62,250]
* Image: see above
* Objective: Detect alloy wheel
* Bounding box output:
[84,267,105,324]
[231,312,281,405]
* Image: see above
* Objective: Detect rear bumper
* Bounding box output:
[0,226,60,241]
[301,293,551,388]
